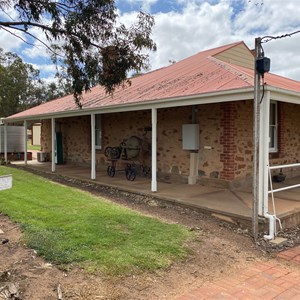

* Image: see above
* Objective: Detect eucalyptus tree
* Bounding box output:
[0,0,156,107]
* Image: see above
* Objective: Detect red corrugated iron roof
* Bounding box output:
[6,41,300,120]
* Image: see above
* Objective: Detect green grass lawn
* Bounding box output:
[0,166,192,274]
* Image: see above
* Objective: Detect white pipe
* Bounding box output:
[4,124,7,162]
[91,113,96,180]
[269,163,300,170]
[24,120,28,165]
[264,213,276,240]
[0,123,2,155]
[51,118,56,172]
[151,108,157,192]
[262,91,270,216]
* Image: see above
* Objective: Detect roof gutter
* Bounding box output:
[264,86,300,104]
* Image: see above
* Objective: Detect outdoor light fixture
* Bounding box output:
[256,57,271,75]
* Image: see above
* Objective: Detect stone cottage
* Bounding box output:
[4,41,300,232]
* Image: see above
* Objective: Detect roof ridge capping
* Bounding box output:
[209,56,254,86]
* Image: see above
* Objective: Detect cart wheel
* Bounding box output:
[111,147,121,159]
[126,169,136,181]
[104,147,112,158]
[125,165,130,176]
[107,165,115,177]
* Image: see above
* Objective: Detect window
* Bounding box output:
[269,101,278,152]
[95,114,102,150]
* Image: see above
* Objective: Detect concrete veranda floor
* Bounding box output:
[11,160,300,229]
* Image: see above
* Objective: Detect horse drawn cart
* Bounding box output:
[105,136,150,181]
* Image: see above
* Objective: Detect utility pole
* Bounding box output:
[253,37,263,241]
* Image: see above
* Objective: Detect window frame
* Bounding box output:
[269,101,278,153]
[95,114,102,150]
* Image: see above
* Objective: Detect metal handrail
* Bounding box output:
[269,162,300,193]
[268,184,300,194]
[269,163,300,170]
[265,162,300,239]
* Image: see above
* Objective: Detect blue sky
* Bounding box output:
[1,0,300,83]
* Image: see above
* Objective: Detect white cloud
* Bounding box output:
[21,24,55,59]
[0,29,24,52]
[2,0,300,83]
[31,63,57,74]
[150,1,234,70]
[120,0,300,81]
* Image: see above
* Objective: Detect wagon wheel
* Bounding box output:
[125,164,131,177]
[110,147,121,159]
[104,147,112,158]
[126,169,136,181]
[107,165,115,177]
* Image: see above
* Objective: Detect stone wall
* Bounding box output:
[100,111,152,169]
[197,103,223,180]
[41,116,91,164]
[270,102,300,177]
[233,100,253,183]
[156,107,190,181]
[41,119,51,153]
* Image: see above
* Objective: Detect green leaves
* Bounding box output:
[0,49,39,116]
[0,1,157,107]
[0,48,71,116]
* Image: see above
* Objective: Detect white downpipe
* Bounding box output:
[51,118,56,173]
[262,91,271,216]
[264,213,276,240]
[4,123,7,162]
[91,113,96,180]
[258,95,264,216]
[264,166,277,240]
[260,91,278,240]
[151,108,157,192]
[24,120,28,165]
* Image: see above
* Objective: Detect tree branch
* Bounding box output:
[0,25,35,47]
[0,20,66,35]
[2,24,63,57]
[0,20,104,50]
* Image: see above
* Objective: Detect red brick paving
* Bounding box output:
[175,246,300,300]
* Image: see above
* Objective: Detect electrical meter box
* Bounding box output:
[182,124,199,150]
[256,57,270,74]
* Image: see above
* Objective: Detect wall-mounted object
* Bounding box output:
[182,124,199,150]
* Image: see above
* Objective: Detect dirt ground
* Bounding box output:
[0,168,292,300]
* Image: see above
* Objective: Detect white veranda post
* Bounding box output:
[151,108,157,192]
[259,90,271,216]
[51,118,56,173]
[4,123,7,163]
[91,113,96,180]
[24,120,28,165]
